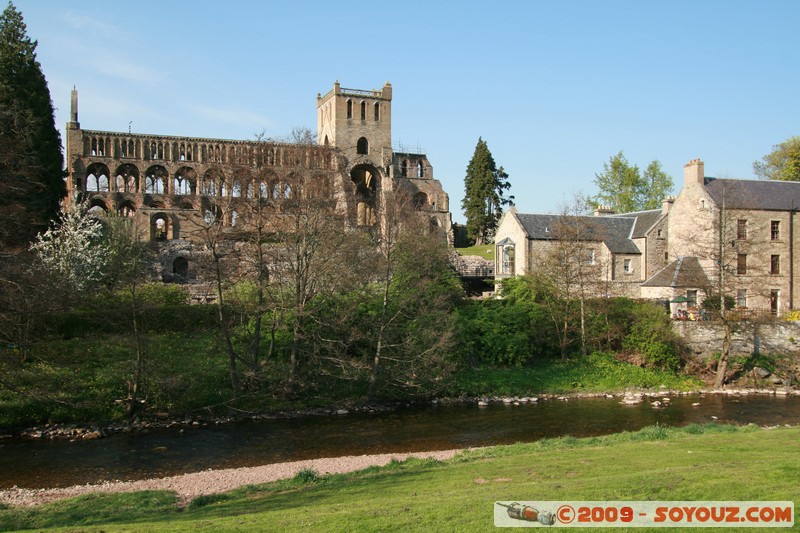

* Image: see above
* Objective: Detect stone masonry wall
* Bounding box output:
[674,320,800,360]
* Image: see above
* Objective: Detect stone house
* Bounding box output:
[65,81,453,284]
[495,158,800,316]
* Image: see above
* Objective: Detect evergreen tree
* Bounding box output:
[461,138,512,245]
[0,2,65,249]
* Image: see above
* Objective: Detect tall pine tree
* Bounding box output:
[461,138,512,245]
[0,2,65,249]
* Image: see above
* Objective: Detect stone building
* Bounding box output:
[495,157,800,316]
[65,81,453,283]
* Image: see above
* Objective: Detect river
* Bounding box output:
[1,393,798,489]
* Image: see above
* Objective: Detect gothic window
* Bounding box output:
[356,137,368,155]
[374,102,379,121]
[401,160,408,177]
[346,99,353,119]
[360,101,366,120]
[417,161,424,178]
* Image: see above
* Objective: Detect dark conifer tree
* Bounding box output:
[461,138,512,245]
[0,2,65,249]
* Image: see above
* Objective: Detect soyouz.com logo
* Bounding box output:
[494,501,794,528]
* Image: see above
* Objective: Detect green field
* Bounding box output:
[2,424,797,532]
[455,245,495,260]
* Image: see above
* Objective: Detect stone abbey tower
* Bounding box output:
[64,81,453,285]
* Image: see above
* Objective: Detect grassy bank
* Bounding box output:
[0,332,701,429]
[2,424,797,531]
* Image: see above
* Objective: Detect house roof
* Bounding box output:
[704,178,800,211]
[514,213,641,254]
[641,256,711,288]
[612,209,664,238]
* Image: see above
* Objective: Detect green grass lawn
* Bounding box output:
[3,424,798,532]
[455,245,495,260]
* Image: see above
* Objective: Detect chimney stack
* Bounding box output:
[683,158,704,186]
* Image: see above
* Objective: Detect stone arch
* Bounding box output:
[202,168,223,196]
[144,165,169,194]
[114,163,139,193]
[150,212,178,240]
[174,166,197,195]
[173,256,189,281]
[413,192,428,209]
[117,199,136,217]
[356,137,369,155]
[350,164,380,226]
[87,196,108,217]
[86,162,111,192]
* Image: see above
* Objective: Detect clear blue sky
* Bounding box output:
[13,0,800,223]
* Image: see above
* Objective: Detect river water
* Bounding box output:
[1,393,799,489]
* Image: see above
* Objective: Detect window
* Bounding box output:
[356,137,368,155]
[737,219,747,240]
[686,290,698,307]
[770,289,780,315]
[360,101,366,120]
[737,253,747,275]
[737,289,747,308]
[771,220,781,240]
[585,249,596,265]
[623,259,632,273]
[374,102,380,121]
[771,254,781,275]
[346,99,352,119]
[499,244,515,275]
[657,229,663,238]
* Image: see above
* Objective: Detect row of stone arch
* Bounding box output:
[81,134,337,168]
[82,162,333,201]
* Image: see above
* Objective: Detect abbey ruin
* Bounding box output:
[65,81,454,285]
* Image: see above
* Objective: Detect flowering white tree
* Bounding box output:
[30,201,109,293]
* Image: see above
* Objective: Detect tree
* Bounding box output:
[592,152,673,213]
[753,136,800,182]
[0,2,65,249]
[462,138,513,245]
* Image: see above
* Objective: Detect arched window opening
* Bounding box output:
[417,161,424,178]
[351,165,378,226]
[91,138,98,156]
[98,138,105,156]
[374,102,379,121]
[232,182,242,198]
[272,183,282,200]
[283,184,292,200]
[179,144,186,161]
[145,166,168,194]
[413,192,428,210]
[360,101,366,120]
[173,257,189,281]
[98,174,109,192]
[259,181,269,199]
[150,142,157,160]
[356,137,368,155]
[401,160,408,177]
[174,177,190,195]
[118,202,136,217]
[323,135,329,146]
[118,139,125,157]
[114,164,139,193]
[230,210,238,227]
[152,214,169,241]
[346,99,353,119]
[87,205,106,218]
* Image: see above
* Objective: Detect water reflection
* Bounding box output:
[1,394,798,489]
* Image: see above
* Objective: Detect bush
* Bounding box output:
[622,301,682,371]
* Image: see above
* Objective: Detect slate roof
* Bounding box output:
[704,178,800,211]
[612,209,664,238]
[514,213,641,254]
[641,256,711,288]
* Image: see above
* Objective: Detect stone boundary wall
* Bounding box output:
[673,321,800,359]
